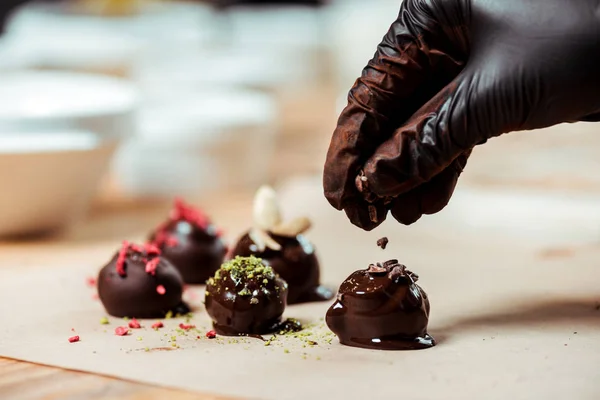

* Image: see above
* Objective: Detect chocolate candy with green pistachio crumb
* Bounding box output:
[205,256,288,335]
[230,232,333,304]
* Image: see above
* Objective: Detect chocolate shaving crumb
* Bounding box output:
[368,205,378,223]
[355,174,367,193]
[377,237,389,249]
[383,259,398,267]
[367,264,387,274]
[387,265,407,280]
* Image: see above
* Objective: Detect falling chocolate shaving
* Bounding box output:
[377,237,389,249]
[383,259,399,267]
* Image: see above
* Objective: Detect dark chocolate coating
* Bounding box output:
[151,220,226,284]
[205,257,288,335]
[326,263,434,350]
[98,249,187,318]
[231,232,332,304]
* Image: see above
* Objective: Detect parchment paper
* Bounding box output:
[1,179,600,400]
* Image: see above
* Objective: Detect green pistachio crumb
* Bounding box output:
[145,347,150,352]
[165,311,173,319]
[100,317,109,325]
[250,298,259,305]
[136,337,143,341]
[284,349,290,354]
[123,317,129,321]
[263,279,268,284]
[238,287,252,296]
[316,356,321,361]
[170,336,177,341]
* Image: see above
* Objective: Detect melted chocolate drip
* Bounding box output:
[231,231,333,304]
[205,257,288,335]
[326,260,434,350]
[150,220,227,284]
[97,246,188,318]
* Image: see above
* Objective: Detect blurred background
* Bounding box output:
[0,0,599,244]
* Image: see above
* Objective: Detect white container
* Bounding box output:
[0,71,136,236]
[113,89,277,197]
[0,131,116,237]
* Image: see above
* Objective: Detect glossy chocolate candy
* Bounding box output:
[326,260,434,350]
[150,198,226,284]
[231,232,332,304]
[98,242,188,318]
[205,256,288,335]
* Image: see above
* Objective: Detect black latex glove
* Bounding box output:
[324,0,600,230]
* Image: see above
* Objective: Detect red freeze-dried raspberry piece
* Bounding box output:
[171,198,210,229]
[144,243,161,255]
[114,326,130,336]
[151,230,178,249]
[206,330,216,339]
[68,335,80,343]
[128,319,141,329]
[179,323,195,330]
[165,236,179,247]
[86,276,97,287]
[145,258,160,276]
[116,241,129,276]
[156,285,166,295]
[151,321,164,329]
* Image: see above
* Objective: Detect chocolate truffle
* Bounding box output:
[150,198,227,284]
[230,186,333,304]
[97,241,188,318]
[326,260,434,350]
[205,256,288,335]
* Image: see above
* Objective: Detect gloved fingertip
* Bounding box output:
[323,188,344,211]
[420,153,469,215]
[389,192,422,225]
[344,202,387,231]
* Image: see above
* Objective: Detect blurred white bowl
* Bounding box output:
[0,71,136,140]
[0,72,136,236]
[0,131,116,237]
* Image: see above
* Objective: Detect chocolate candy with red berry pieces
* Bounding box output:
[97,241,188,318]
[149,198,227,284]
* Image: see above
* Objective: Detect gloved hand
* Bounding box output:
[324,0,600,230]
